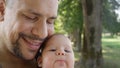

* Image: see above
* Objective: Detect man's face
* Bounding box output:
[41,35,75,68]
[4,0,58,60]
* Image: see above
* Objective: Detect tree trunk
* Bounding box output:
[69,28,82,52]
[80,0,103,68]
[74,28,82,52]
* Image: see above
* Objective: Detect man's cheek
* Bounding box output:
[48,27,54,36]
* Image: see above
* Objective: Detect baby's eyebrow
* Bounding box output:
[64,44,71,47]
[46,46,56,49]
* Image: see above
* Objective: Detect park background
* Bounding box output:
[55,0,120,68]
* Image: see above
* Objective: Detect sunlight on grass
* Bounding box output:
[73,35,120,68]
[102,35,120,68]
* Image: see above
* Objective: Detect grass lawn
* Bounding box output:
[74,35,120,68]
[102,35,120,68]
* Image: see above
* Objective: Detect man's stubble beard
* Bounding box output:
[12,32,45,61]
[12,34,25,60]
[12,33,33,61]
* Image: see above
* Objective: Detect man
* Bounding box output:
[0,0,4,21]
[0,0,58,68]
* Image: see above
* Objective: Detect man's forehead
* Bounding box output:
[22,0,58,4]
[20,0,58,11]
[6,0,58,6]
[22,9,57,19]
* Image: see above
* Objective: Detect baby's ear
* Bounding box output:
[37,56,42,67]
[0,0,5,21]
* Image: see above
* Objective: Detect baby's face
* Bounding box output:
[41,35,74,68]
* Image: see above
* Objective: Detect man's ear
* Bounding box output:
[0,0,5,21]
[37,56,42,67]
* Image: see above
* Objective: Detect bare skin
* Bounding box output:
[0,0,4,21]
[0,0,58,68]
[37,34,75,68]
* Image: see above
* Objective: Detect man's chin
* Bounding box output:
[22,55,35,61]
[21,52,37,61]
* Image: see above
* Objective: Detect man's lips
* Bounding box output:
[22,36,42,51]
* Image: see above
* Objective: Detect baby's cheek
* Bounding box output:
[42,56,54,68]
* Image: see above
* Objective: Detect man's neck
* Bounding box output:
[0,48,37,68]
[0,39,37,68]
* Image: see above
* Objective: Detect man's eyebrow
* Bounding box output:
[29,10,43,17]
[49,16,57,19]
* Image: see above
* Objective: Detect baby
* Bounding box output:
[36,34,75,68]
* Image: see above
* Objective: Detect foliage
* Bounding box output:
[55,0,83,52]
[102,0,120,35]
[56,0,83,34]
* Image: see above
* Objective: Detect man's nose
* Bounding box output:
[31,19,48,39]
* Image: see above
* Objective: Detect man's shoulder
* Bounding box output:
[0,59,37,68]
[0,64,2,68]
[0,46,7,64]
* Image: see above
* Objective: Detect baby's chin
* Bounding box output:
[54,60,67,68]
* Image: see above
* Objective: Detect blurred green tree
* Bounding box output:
[55,0,83,52]
[103,0,120,36]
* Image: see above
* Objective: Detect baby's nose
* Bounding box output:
[56,52,65,56]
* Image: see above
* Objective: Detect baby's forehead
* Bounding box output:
[46,34,71,46]
[51,34,68,39]
[49,34,70,42]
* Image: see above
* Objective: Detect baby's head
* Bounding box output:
[36,33,75,68]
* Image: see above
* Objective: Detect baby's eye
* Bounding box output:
[64,50,71,53]
[49,49,56,52]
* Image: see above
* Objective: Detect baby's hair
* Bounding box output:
[35,33,67,60]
